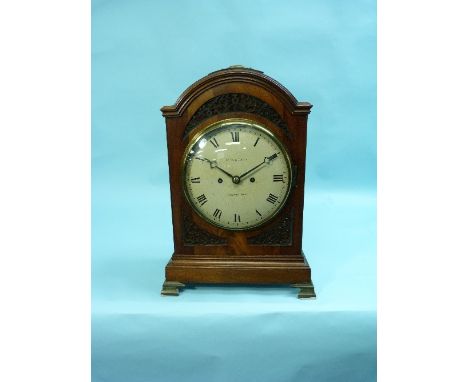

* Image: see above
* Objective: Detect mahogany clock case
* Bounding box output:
[160,66,315,298]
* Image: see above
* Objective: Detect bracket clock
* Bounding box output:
[160,66,315,299]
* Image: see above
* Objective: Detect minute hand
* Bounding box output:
[239,153,279,180]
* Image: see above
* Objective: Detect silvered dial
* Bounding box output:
[183,119,292,230]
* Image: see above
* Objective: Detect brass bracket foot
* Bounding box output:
[161,281,185,296]
[292,282,316,299]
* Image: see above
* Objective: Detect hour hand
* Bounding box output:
[195,156,234,179]
[195,156,216,168]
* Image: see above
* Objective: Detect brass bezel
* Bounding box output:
[181,118,293,231]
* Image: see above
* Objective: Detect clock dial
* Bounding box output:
[183,119,292,230]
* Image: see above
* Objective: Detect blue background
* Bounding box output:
[92,0,376,381]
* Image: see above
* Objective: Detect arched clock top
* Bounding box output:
[160,66,312,118]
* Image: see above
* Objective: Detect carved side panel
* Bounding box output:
[184,93,288,136]
[183,211,227,245]
[247,210,294,246]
